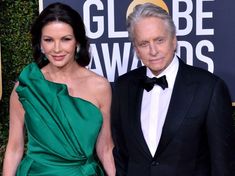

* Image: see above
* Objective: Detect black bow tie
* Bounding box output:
[142,75,168,92]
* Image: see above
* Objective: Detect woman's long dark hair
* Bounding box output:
[30,2,90,68]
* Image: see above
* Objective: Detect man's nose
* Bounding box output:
[149,43,158,56]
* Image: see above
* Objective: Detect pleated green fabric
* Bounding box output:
[16,62,104,176]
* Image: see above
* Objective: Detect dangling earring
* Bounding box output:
[76,45,80,59]
[43,55,48,61]
[41,47,48,61]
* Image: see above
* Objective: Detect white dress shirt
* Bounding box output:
[140,55,179,156]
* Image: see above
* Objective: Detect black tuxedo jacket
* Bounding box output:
[111,58,235,176]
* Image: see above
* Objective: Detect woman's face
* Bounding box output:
[40,21,77,68]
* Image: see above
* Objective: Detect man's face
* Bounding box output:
[133,17,177,76]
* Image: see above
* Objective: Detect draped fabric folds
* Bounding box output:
[16,63,104,176]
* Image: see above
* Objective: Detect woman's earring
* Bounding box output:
[76,45,80,59]
[41,47,48,61]
[43,55,48,61]
[76,45,80,53]
[41,47,45,54]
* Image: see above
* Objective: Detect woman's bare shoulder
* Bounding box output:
[85,69,110,88]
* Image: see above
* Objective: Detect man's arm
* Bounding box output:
[206,78,235,176]
[111,82,129,176]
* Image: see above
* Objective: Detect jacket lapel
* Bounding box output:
[128,67,153,159]
[154,60,197,157]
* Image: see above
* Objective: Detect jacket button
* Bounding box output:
[151,161,159,166]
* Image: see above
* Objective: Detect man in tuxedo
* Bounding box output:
[111,3,235,176]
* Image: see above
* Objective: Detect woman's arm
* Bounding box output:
[95,79,116,176]
[3,83,25,176]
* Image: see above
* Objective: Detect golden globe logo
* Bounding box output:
[127,0,169,17]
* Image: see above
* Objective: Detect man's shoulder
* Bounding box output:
[179,59,219,81]
[116,66,146,81]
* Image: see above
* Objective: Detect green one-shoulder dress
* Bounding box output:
[16,63,104,176]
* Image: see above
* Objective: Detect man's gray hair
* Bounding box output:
[127,3,176,42]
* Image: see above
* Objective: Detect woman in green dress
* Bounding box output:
[3,2,115,176]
